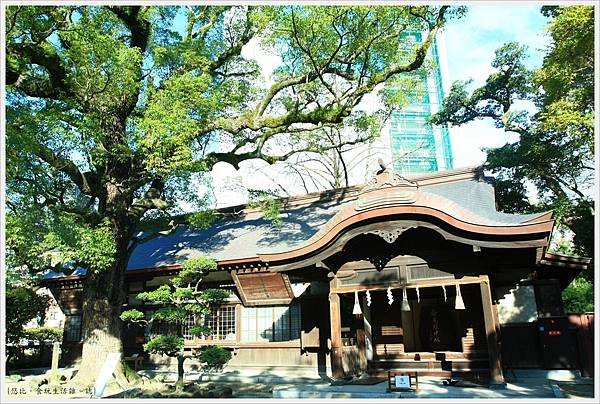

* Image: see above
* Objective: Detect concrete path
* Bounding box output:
[272,377,560,399]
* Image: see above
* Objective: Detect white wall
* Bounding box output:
[24,287,65,329]
[497,285,538,324]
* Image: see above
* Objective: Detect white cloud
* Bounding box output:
[449,120,519,169]
[241,37,281,86]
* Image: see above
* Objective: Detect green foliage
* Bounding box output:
[120,309,145,322]
[74,220,117,273]
[189,325,212,337]
[248,189,283,226]
[137,284,172,303]
[181,257,218,272]
[6,5,459,276]
[23,327,63,342]
[430,6,594,263]
[6,210,116,275]
[172,287,194,301]
[153,307,190,322]
[562,276,594,313]
[144,335,185,357]
[196,345,232,367]
[6,287,49,343]
[187,210,218,230]
[199,289,230,305]
[172,257,218,287]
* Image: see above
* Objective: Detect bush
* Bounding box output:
[196,345,232,368]
[143,335,184,356]
[6,287,49,343]
[23,327,63,343]
[562,276,594,313]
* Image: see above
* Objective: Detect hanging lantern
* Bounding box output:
[442,285,447,302]
[455,284,465,310]
[387,287,394,305]
[416,287,420,303]
[366,290,372,307]
[352,291,362,315]
[401,288,411,312]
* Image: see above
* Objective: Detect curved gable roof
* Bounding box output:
[42,166,554,280]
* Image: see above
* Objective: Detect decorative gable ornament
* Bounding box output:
[366,226,416,244]
[356,169,419,211]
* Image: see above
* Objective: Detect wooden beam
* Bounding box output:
[329,291,344,379]
[480,279,506,388]
[331,276,484,294]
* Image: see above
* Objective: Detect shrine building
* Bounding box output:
[43,166,592,385]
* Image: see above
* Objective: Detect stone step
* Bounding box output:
[368,358,489,373]
[368,360,443,371]
[369,369,491,378]
[435,351,488,360]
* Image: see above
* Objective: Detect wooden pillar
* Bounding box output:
[362,295,374,361]
[480,279,506,388]
[356,326,367,372]
[329,292,344,379]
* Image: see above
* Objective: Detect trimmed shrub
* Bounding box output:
[196,345,232,368]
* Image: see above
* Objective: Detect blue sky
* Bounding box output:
[444,4,550,84]
[440,5,551,168]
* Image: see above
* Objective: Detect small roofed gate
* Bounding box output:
[501,314,594,378]
[572,314,594,378]
[538,314,595,377]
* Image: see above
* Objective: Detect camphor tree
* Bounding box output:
[5,5,463,384]
[429,6,594,311]
[120,257,229,390]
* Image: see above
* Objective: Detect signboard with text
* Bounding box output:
[394,375,411,389]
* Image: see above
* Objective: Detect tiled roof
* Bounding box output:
[42,166,552,280]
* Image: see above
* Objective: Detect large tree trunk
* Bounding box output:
[72,234,136,387]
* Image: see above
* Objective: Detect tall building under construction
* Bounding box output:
[389,32,454,175]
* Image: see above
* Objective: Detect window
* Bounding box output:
[146,312,199,342]
[241,304,301,342]
[127,281,144,306]
[145,306,237,342]
[203,306,236,341]
[65,315,82,342]
[182,315,197,341]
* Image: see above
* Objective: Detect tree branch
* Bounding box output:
[209,7,255,72]
[129,179,168,219]
[108,6,150,51]
[32,143,100,196]
[7,43,73,100]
